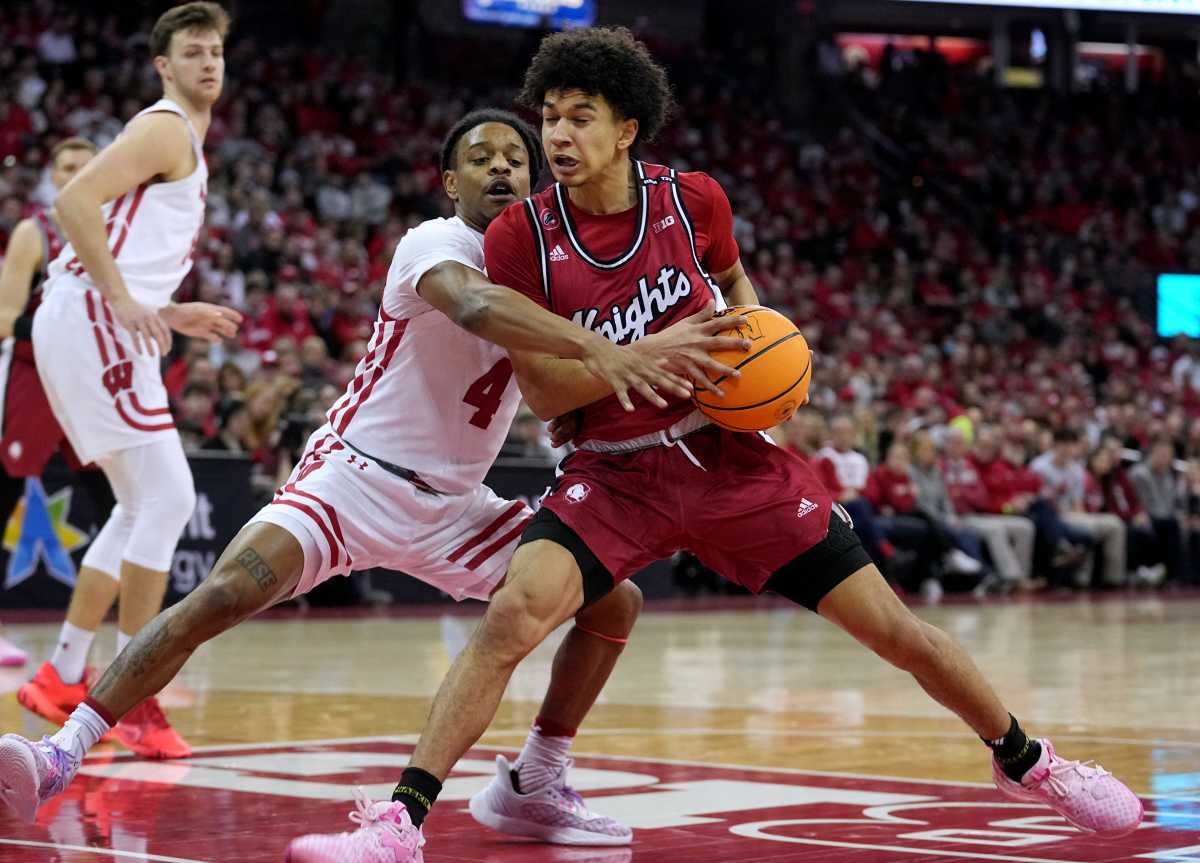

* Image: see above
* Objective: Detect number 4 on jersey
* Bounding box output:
[462,358,513,429]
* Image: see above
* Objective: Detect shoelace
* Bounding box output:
[1042,758,1111,798]
[37,737,76,797]
[346,788,424,850]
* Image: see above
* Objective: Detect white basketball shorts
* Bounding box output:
[32,276,177,465]
[250,424,534,600]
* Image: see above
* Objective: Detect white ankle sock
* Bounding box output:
[50,622,95,685]
[116,630,133,654]
[51,703,111,761]
[514,727,573,793]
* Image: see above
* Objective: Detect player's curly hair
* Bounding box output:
[517,26,675,144]
[440,109,543,188]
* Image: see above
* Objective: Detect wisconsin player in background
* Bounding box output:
[0,108,746,844]
[14,2,242,761]
[0,137,106,668]
[300,27,1143,859]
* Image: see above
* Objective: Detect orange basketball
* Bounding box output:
[692,305,812,432]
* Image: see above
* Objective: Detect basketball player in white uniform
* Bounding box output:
[0,108,746,843]
[16,3,241,761]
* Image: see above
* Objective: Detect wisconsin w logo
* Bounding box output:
[102,360,133,396]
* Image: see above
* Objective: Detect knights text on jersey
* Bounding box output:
[484,162,740,444]
[323,215,521,495]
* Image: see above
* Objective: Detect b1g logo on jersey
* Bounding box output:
[570,264,693,344]
[101,360,134,396]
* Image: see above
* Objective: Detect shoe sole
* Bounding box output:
[468,791,632,846]
[284,841,426,862]
[0,738,40,823]
[112,729,191,761]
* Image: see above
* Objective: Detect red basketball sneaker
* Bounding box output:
[17,662,91,725]
[113,697,191,760]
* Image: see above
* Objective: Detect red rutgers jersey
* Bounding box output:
[485,161,740,444]
[11,210,63,362]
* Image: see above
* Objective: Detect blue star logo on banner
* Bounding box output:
[3,479,88,590]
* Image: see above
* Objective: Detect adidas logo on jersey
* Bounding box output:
[796,498,819,519]
[549,244,569,262]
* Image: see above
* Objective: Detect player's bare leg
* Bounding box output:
[468,578,642,845]
[409,541,583,783]
[17,566,119,726]
[0,522,304,822]
[816,562,1142,837]
[116,561,169,653]
[90,523,303,715]
[66,568,121,633]
[816,564,1010,737]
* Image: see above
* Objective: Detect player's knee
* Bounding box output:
[480,583,558,662]
[158,482,197,536]
[578,580,642,637]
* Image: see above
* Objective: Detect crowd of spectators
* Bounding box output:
[3,5,1200,592]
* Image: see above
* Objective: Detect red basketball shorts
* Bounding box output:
[538,425,836,594]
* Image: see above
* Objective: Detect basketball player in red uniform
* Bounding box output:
[292,27,1142,857]
[0,137,103,668]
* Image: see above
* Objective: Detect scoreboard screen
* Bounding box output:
[1158,274,1200,338]
[463,0,596,29]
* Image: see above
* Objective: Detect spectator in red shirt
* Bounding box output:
[972,426,1093,584]
[942,426,1035,585]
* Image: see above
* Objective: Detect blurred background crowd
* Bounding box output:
[4,0,1200,598]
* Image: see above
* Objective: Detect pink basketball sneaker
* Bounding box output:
[0,734,80,823]
[285,788,425,863]
[992,738,1143,838]
[469,755,632,845]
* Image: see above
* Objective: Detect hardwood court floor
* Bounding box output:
[0,593,1197,861]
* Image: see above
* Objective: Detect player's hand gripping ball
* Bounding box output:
[692,305,812,432]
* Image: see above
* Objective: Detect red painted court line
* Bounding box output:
[1,739,1191,863]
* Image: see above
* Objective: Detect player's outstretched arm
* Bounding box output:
[509,307,751,421]
[418,260,695,412]
[0,218,42,339]
[54,112,191,355]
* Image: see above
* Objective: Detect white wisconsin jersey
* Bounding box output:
[325,216,520,495]
[48,99,207,310]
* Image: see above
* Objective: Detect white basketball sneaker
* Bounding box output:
[0,734,80,822]
[469,755,632,846]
